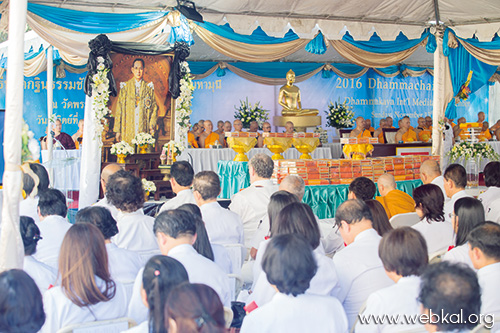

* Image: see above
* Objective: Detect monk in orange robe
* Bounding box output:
[478,121,492,141]
[364,119,375,132]
[376,174,416,219]
[373,119,387,143]
[386,116,395,128]
[395,116,417,143]
[350,116,372,138]
[198,120,220,148]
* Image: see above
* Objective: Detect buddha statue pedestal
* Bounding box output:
[274,116,321,133]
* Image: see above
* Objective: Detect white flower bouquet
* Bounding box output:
[449,141,500,162]
[110,141,134,156]
[163,140,185,156]
[91,56,111,146]
[131,132,155,145]
[325,100,355,129]
[234,98,269,129]
[142,178,157,193]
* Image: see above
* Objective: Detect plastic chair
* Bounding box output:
[56,317,136,333]
[390,212,420,228]
[429,249,447,264]
[220,243,246,275]
[223,306,234,329]
[227,273,244,302]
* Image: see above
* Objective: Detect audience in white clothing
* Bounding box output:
[158,161,196,214]
[333,199,394,329]
[443,197,484,269]
[20,162,50,223]
[165,283,226,333]
[94,163,122,219]
[348,176,377,201]
[443,163,471,222]
[106,170,159,255]
[419,159,447,200]
[193,171,244,245]
[33,189,72,269]
[357,227,428,332]
[468,222,500,317]
[418,262,481,332]
[478,161,500,216]
[123,255,189,333]
[0,269,46,333]
[412,184,454,255]
[41,223,128,332]
[75,206,143,283]
[241,234,348,333]
[20,216,56,295]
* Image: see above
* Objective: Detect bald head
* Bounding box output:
[377,174,396,196]
[478,112,485,123]
[101,164,123,193]
[279,175,305,201]
[420,160,441,184]
[355,116,365,129]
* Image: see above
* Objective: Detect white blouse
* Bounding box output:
[23,255,57,294]
[412,218,454,255]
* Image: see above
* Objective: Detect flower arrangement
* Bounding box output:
[91,56,112,146]
[131,132,155,146]
[448,141,500,162]
[21,122,40,163]
[163,140,185,156]
[142,178,157,193]
[325,100,355,129]
[314,126,329,144]
[455,70,473,103]
[234,98,269,129]
[110,141,134,156]
[175,62,194,145]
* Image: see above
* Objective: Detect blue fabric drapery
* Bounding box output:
[305,32,328,55]
[443,29,498,119]
[167,15,194,46]
[342,30,435,54]
[27,3,168,34]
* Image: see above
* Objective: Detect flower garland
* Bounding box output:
[163,140,185,156]
[132,132,155,146]
[142,178,157,193]
[325,100,355,129]
[110,141,134,156]
[91,56,111,146]
[448,141,500,162]
[174,62,194,146]
[234,98,269,129]
[21,121,40,163]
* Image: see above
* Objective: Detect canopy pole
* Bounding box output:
[431,26,446,167]
[46,46,54,182]
[0,0,28,272]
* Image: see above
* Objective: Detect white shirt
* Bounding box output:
[444,190,471,223]
[229,179,278,248]
[94,196,119,220]
[357,276,423,333]
[158,189,196,213]
[477,262,500,317]
[112,209,159,254]
[200,201,244,245]
[106,242,143,283]
[23,255,57,294]
[19,196,40,223]
[478,187,500,216]
[33,215,72,269]
[41,278,128,333]
[212,243,233,274]
[241,292,348,333]
[121,321,148,333]
[412,218,454,255]
[442,243,475,270]
[485,197,500,223]
[332,228,394,329]
[431,175,448,202]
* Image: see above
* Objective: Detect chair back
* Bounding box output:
[339,129,352,138]
[390,212,420,228]
[383,128,399,143]
[220,243,246,275]
[227,273,244,302]
[429,249,448,264]
[56,317,136,333]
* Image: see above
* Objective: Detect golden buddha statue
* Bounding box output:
[279,70,318,116]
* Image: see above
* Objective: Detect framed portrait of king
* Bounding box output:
[105,53,174,147]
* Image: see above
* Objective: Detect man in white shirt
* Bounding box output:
[420,159,447,200]
[33,189,72,269]
[192,171,244,245]
[478,161,500,216]
[20,162,50,223]
[94,163,122,219]
[333,199,394,329]
[154,209,232,307]
[443,163,471,222]
[468,222,500,317]
[418,261,482,332]
[106,170,159,256]
[229,153,278,248]
[158,161,196,214]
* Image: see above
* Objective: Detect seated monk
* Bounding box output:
[373,119,387,143]
[395,116,417,143]
[478,121,492,141]
[425,116,433,130]
[279,69,318,116]
[198,120,220,148]
[349,117,372,138]
[364,119,375,132]
[453,117,467,139]
[386,116,395,128]
[376,174,416,220]
[415,117,431,142]
[258,121,272,148]
[490,119,500,133]
[188,123,200,148]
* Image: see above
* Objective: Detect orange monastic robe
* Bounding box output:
[202,132,220,148]
[376,189,416,220]
[368,126,375,132]
[358,129,372,138]
[418,129,432,142]
[378,131,385,143]
[402,129,417,143]
[188,132,199,148]
[478,130,492,141]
